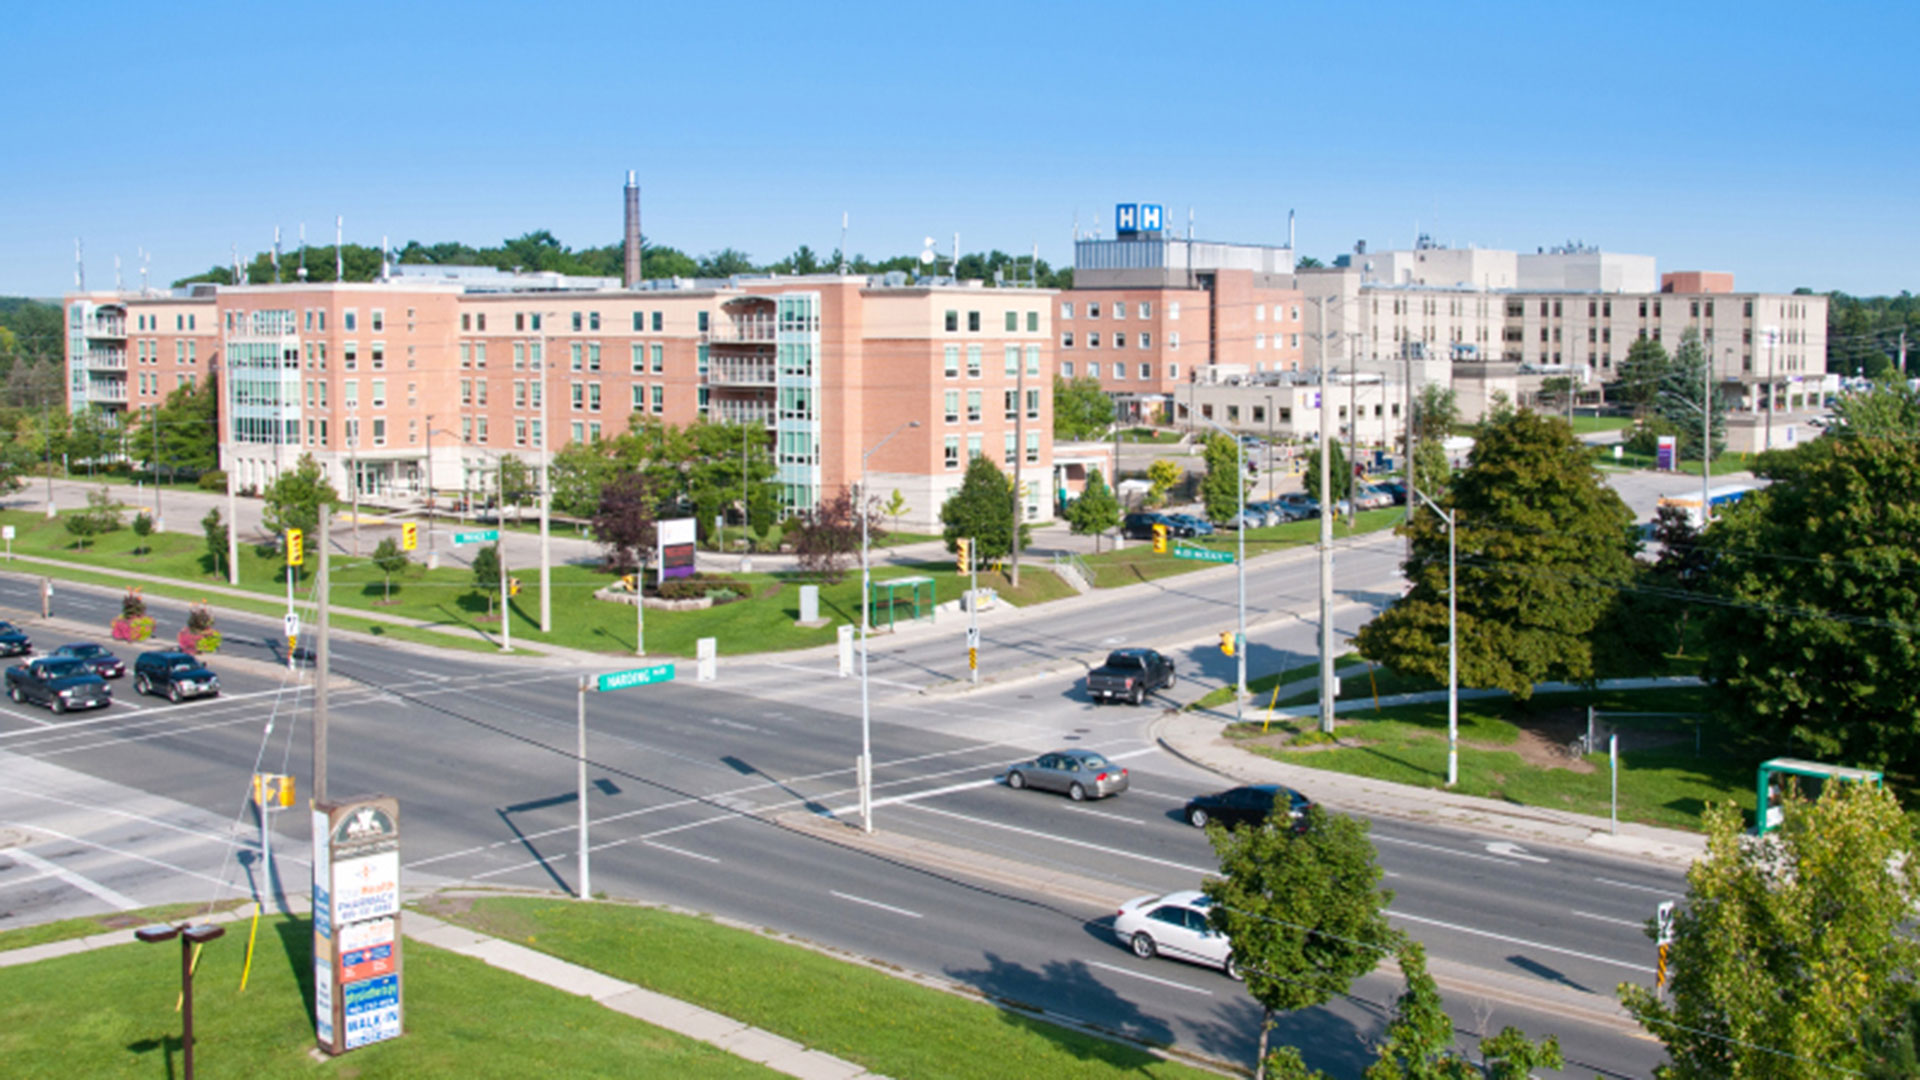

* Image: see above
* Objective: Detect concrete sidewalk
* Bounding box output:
[1153,676,1711,869]
[0,894,885,1080]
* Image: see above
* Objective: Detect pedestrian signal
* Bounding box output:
[285,528,304,567]
[401,522,418,551]
[1151,523,1169,554]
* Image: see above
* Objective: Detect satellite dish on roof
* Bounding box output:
[918,248,936,266]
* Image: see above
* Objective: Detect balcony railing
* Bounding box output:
[705,319,776,345]
[85,318,126,338]
[89,380,128,402]
[707,360,777,386]
[86,349,127,369]
[711,401,776,428]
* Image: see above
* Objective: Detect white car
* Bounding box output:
[1111,890,1241,980]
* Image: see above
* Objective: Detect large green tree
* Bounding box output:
[1202,805,1396,1080]
[1412,384,1458,445]
[1360,942,1563,1080]
[1200,432,1247,522]
[1354,409,1639,699]
[127,374,220,479]
[1064,468,1121,551]
[1698,434,1920,771]
[1611,336,1671,412]
[260,453,342,544]
[1831,377,1920,437]
[1653,328,1727,461]
[1053,375,1115,441]
[940,455,1029,562]
[1301,440,1347,506]
[1620,784,1920,1078]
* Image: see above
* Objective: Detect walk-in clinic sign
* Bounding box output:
[313,796,404,1054]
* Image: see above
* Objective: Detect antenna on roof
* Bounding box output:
[838,212,849,274]
[75,238,85,291]
[232,243,243,285]
[1073,210,1079,243]
[273,226,282,283]
[298,223,308,281]
[381,234,390,281]
[335,215,344,282]
[139,247,150,294]
[1288,209,1295,253]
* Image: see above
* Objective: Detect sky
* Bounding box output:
[4,0,1914,299]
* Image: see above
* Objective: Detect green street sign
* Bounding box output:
[1174,545,1235,564]
[596,663,677,692]
[453,529,501,545]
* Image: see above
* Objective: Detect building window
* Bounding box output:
[345,310,358,332]
[1027,311,1039,333]
[371,379,386,408]
[372,418,386,446]
[515,419,528,445]
[371,309,385,332]
[966,390,982,422]
[1088,332,1101,348]
[347,342,360,370]
[589,312,601,332]
[1005,345,1019,376]
[1026,388,1039,418]
[461,313,472,331]
[1255,305,1266,322]
[571,311,583,332]
[945,310,958,332]
[570,383,584,409]
[651,343,663,373]
[589,383,602,411]
[1138,363,1151,380]
[460,378,473,404]
[1113,363,1126,381]
[944,390,960,423]
[1026,431,1039,463]
[1005,311,1018,332]
[651,311,662,332]
[632,344,645,373]
[651,385,663,413]
[1060,302,1073,320]
[1004,433,1017,465]
[1004,389,1017,419]
[1114,332,1127,349]
[944,437,960,468]
[966,345,982,378]
[1139,302,1152,319]
[632,312,644,332]
[1062,331,1074,349]
[1140,332,1152,349]
[1087,362,1100,379]
[571,343,583,371]
[968,311,981,332]
[515,342,527,369]
[1169,363,1179,379]
[1169,302,1180,320]
[967,434,982,460]
[632,384,646,411]
[1061,361,1074,378]
[514,381,527,407]
[588,344,601,371]
[1026,345,1040,375]
[944,345,960,377]
[1088,302,1101,318]
[571,421,584,443]
[698,311,709,332]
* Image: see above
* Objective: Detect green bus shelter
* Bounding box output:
[867,576,935,631]
[1755,757,1883,835]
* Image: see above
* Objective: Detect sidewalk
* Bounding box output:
[1153,676,1711,869]
[0,891,884,1080]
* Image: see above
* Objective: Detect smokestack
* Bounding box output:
[624,171,642,289]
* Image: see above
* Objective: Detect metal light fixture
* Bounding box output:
[134,922,227,1080]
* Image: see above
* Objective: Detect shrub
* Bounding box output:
[112,616,154,642]
[186,602,215,633]
[179,628,222,654]
[121,587,147,620]
[197,470,228,492]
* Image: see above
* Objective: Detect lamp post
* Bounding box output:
[1411,485,1458,787]
[858,419,919,833]
[538,313,555,634]
[134,922,226,1080]
[1199,415,1247,714]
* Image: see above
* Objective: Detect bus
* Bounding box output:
[1656,483,1759,528]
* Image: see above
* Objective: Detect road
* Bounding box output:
[0,545,1683,1076]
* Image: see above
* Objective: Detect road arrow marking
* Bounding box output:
[1485,841,1549,863]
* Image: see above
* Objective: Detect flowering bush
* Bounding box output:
[112,616,155,642]
[178,628,222,654]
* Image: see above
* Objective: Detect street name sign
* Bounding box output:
[596,663,677,692]
[453,529,500,545]
[1174,545,1235,564]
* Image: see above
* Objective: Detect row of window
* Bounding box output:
[941,389,1043,424]
[940,345,1044,379]
[133,339,199,364]
[133,372,193,395]
[942,310,1043,334]
[1061,331,1183,351]
[1059,301,1184,321]
[134,313,198,332]
[1060,361,1180,382]
[942,433,1042,469]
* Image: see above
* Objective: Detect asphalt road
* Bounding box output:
[0,565,1678,1077]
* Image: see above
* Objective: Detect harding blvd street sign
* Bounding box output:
[1173,545,1235,564]
[596,663,677,692]
[452,529,501,545]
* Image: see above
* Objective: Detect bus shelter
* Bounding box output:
[1755,757,1883,834]
[867,576,935,631]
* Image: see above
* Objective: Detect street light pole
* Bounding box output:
[1412,486,1458,787]
[539,314,553,634]
[1307,294,1341,735]
[858,420,918,834]
[1201,415,1246,711]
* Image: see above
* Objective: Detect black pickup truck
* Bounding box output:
[6,657,113,713]
[1086,648,1176,706]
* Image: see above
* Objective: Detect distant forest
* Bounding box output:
[170,231,1075,292]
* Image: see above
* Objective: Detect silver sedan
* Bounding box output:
[1004,749,1130,801]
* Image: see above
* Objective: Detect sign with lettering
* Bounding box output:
[343,974,402,1049]
[332,851,400,924]
[1115,203,1164,235]
[657,517,697,581]
[315,796,403,1055]
[596,664,676,693]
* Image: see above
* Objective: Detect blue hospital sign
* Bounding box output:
[1116,203,1164,235]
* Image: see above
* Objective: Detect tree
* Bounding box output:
[1301,440,1347,506]
[1612,336,1671,412]
[1654,328,1727,461]
[1361,941,1563,1079]
[697,248,756,277]
[470,543,502,617]
[201,507,229,579]
[371,537,409,602]
[1697,435,1920,772]
[64,485,122,549]
[1831,377,1920,437]
[131,511,153,555]
[1201,433,1245,523]
[1411,384,1458,445]
[1619,785,1920,1078]
[497,456,539,521]
[1407,439,1450,503]
[260,453,342,542]
[66,407,117,476]
[882,490,909,535]
[1202,805,1396,1080]
[1353,409,1638,700]
[1064,468,1121,551]
[790,486,877,583]
[550,440,619,518]
[1145,458,1182,508]
[1640,503,1711,656]
[1295,256,1324,270]
[591,471,659,575]
[1537,374,1576,414]
[939,456,1028,563]
[1053,375,1115,441]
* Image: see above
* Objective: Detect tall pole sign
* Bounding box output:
[313,796,403,1054]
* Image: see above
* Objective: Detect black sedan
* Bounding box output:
[52,642,125,678]
[0,621,29,657]
[1184,784,1311,830]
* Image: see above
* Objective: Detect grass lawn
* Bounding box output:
[1187,654,1358,712]
[0,508,1068,658]
[1569,414,1634,435]
[0,899,250,953]
[1083,509,1402,589]
[1235,683,1753,831]
[1590,446,1758,477]
[1117,427,1184,444]
[0,913,781,1080]
[424,896,1224,1080]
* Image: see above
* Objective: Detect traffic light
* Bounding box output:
[508,577,523,597]
[400,522,418,551]
[1151,523,1169,554]
[285,528,304,567]
[1220,631,1236,657]
[956,538,972,573]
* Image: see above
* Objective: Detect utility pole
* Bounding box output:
[1346,332,1360,528]
[1766,329,1777,451]
[500,455,512,653]
[315,506,330,805]
[217,332,239,584]
[1011,340,1024,588]
[151,406,163,531]
[539,314,553,634]
[424,416,436,569]
[350,436,361,557]
[1308,294,1340,736]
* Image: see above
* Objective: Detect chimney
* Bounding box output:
[623,171,642,289]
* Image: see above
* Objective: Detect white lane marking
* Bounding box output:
[867,778,997,811]
[9,846,141,911]
[646,841,719,864]
[1571,909,1646,929]
[830,890,923,919]
[756,660,923,691]
[904,803,1216,877]
[0,868,63,889]
[1059,804,1142,824]
[1374,833,1522,867]
[1595,876,1681,898]
[405,668,451,681]
[1389,910,1651,974]
[112,699,144,711]
[1087,960,1213,995]
[0,705,54,727]
[0,687,291,740]
[1485,841,1548,863]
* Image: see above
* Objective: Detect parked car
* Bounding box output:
[1373,479,1409,505]
[1004,749,1130,801]
[1352,484,1394,511]
[52,642,125,679]
[1218,506,1270,530]
[1184,784,1312,830]
[1112,890,1240,979]
[134,650,221,703]
[1086,648,1176,705]
[5,657,112,713]
[1123,512,1190,540]
[0,620,31,658]
[1165,513,1214,537]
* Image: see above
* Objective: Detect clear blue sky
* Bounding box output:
[5,0,1913,298]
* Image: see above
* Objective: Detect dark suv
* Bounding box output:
[1123,512,1193,540]
[134,651,221,703]
[0,620,30,658]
